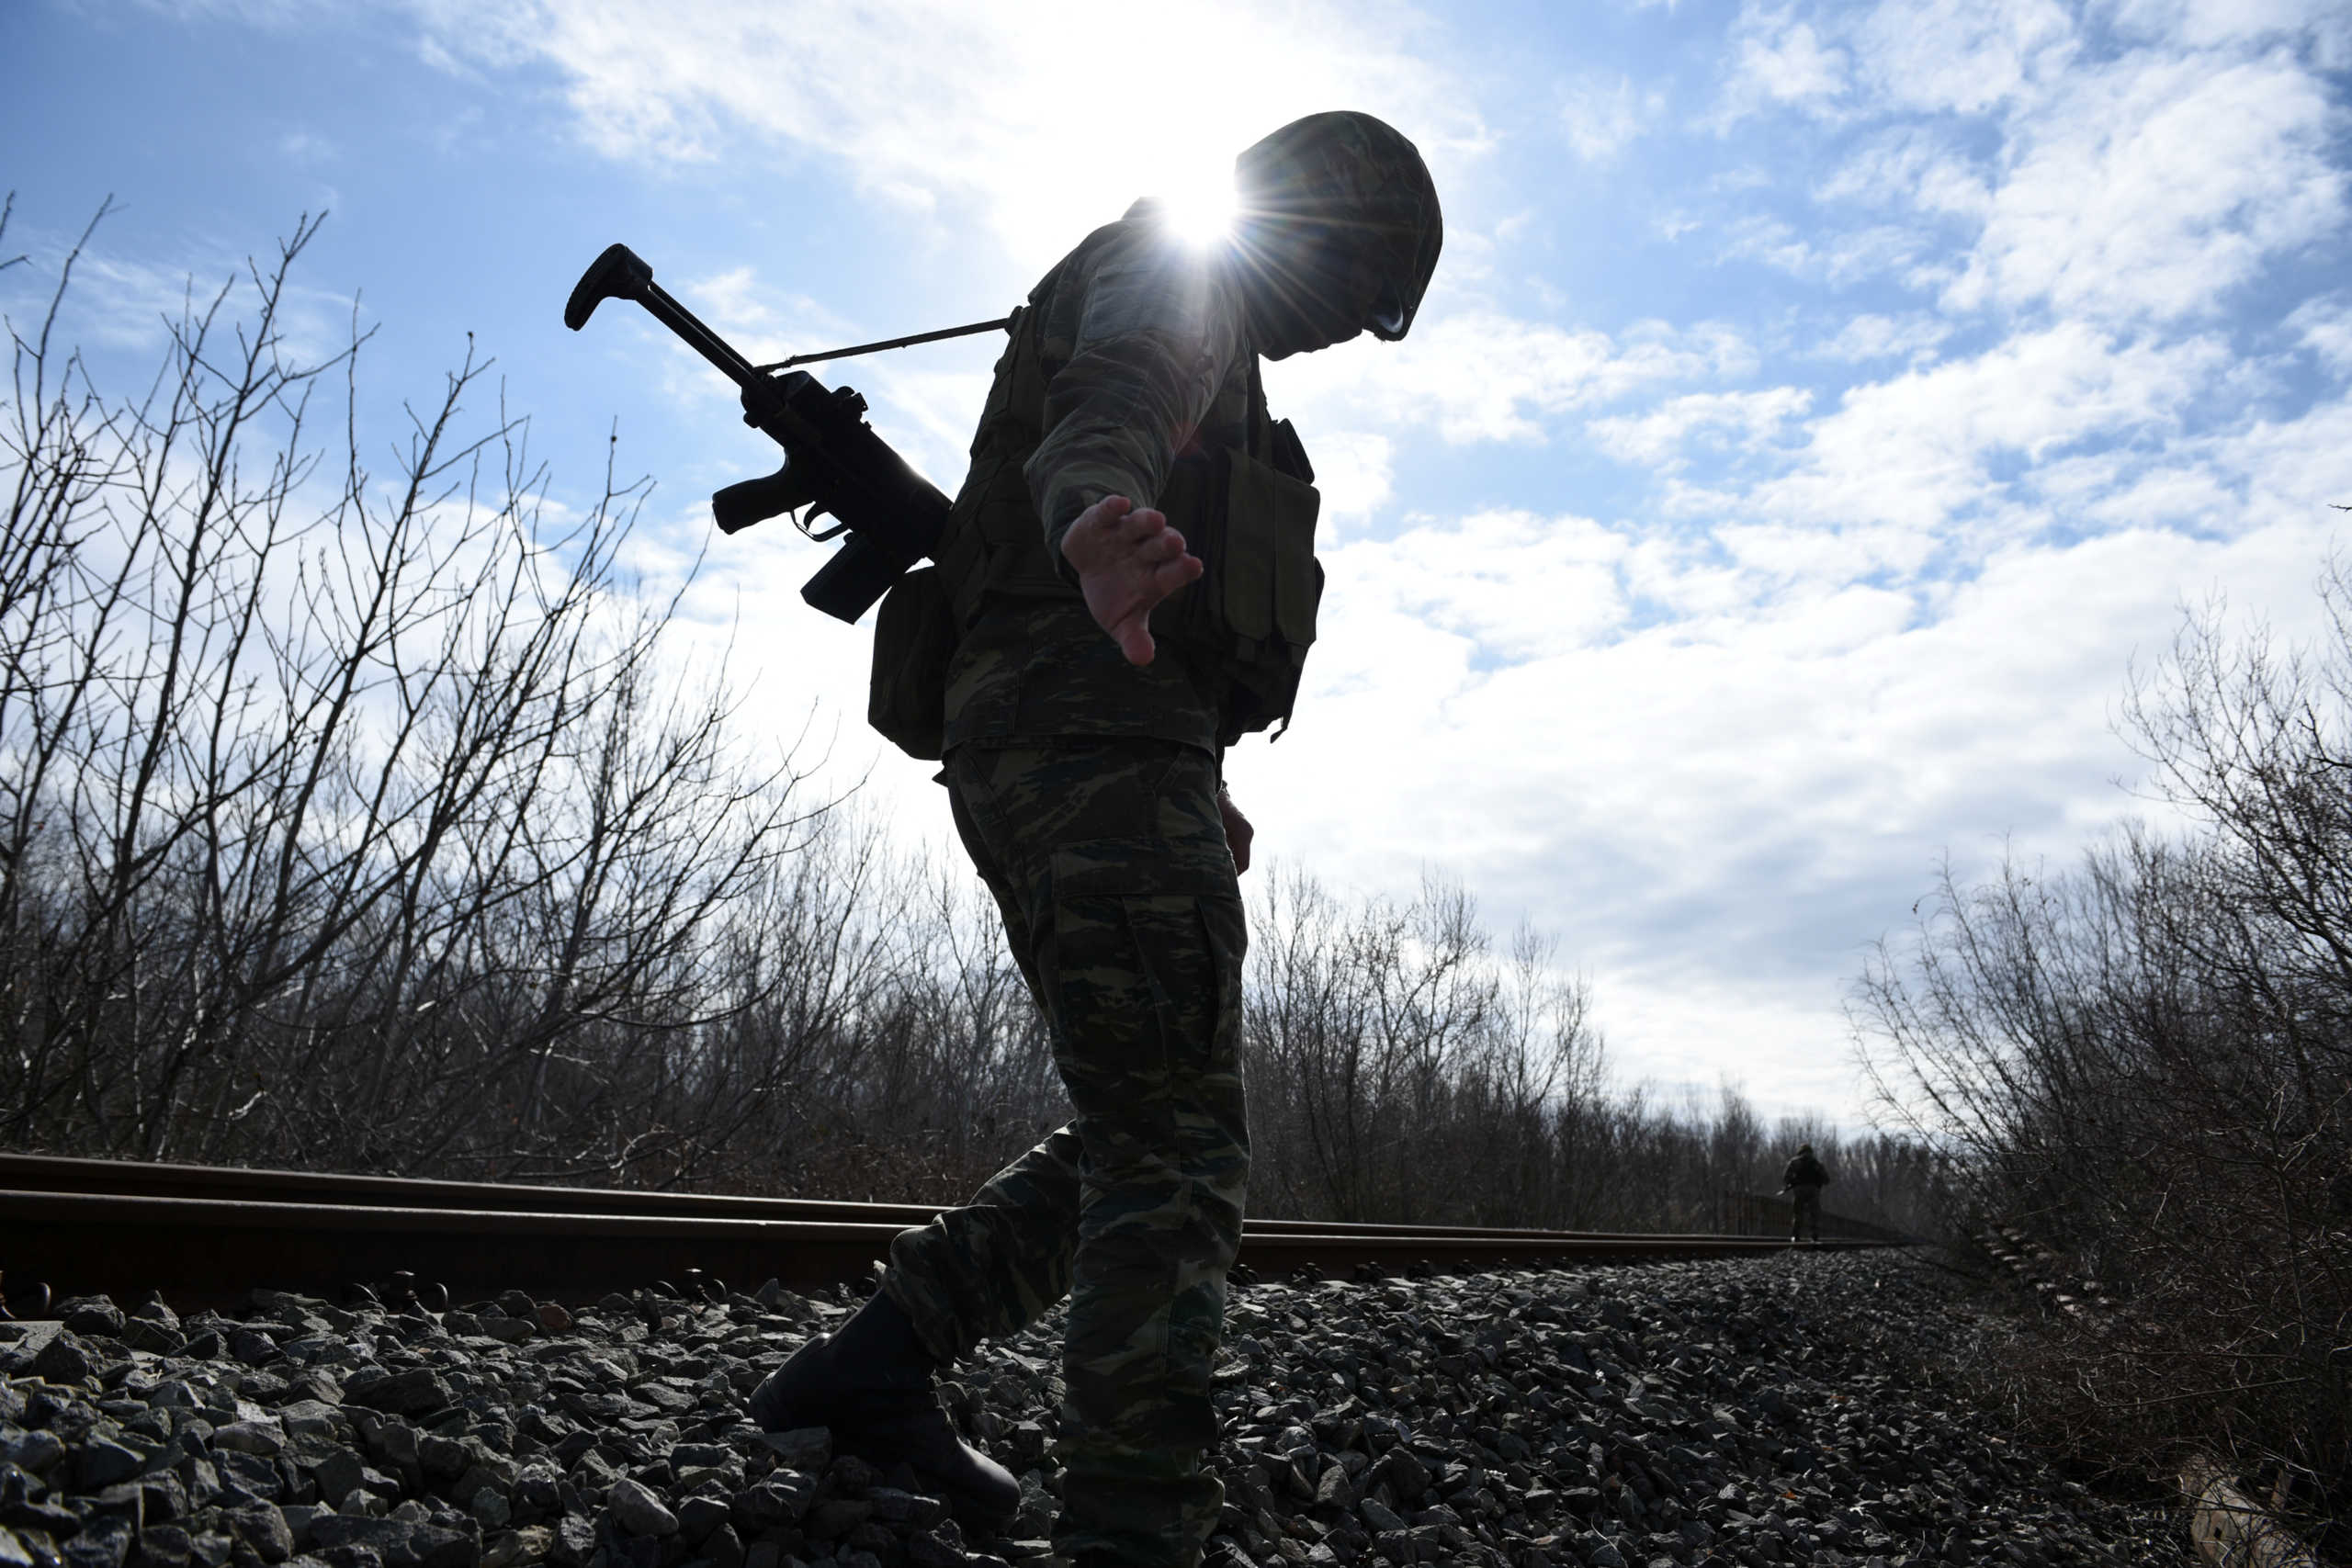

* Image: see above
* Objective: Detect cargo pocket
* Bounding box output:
[1046,835,1241,1097]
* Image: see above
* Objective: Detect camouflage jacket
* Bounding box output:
[939,201,1261,757]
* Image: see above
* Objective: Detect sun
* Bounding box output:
[1159,162,1238,248]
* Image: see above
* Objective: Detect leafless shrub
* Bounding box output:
[1856,574,2352,1541]
[0,205,831,1179]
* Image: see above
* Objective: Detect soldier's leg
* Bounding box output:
[886,1122,1085,1362]
[882,797,1088,1362]
[943,738,1249,1568]
[748,774,1077,1527]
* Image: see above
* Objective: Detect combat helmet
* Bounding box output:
[1230,110,1443,354]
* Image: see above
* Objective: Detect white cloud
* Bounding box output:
[2288,295,2352,376]
[1327,509,1631,664]
[1849,0,2077,117]
[1748,324,2230,536]
[1814,125,1988,220]
[1268,309,1756,446]
[1814,312,1952,363]
[276,129,336,164]
[1944,49,2347,323]
[1560,74,1663,163]
[1588,387,1814,469]
[1306,432,1395,535]
[1719,214,1940,288]
[1724,14,1851,117]
[2109,0,2352,59]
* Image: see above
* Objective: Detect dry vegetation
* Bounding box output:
[1857,571,2352,1543]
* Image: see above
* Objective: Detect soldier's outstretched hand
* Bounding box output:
[1061,494,1204,666]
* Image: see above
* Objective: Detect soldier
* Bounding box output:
[747,112,1442,1568]
[1783,1143,1832,1244]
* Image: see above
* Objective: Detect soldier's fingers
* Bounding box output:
[1132,526,1191,565]
[1118,506,1170,545]
[1156,553,1204,591]
[1116,616,1157,665]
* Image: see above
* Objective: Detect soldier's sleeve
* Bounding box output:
[1026,231,1249,577]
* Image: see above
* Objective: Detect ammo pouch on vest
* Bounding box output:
[919,246,1330,749]
[1151,430,1323,742]
[866,563,956,760]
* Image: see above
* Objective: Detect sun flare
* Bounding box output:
[1159,163,1238,248]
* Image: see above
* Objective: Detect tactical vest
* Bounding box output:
[928,233,1325,749]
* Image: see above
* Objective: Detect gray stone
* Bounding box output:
[400,1526,477,1568]
[130,1525,192,1568]
[23,1331,96,1386]
[802,1501,869,1542]
[344,1374,452,1420]
[222,1506,294,1565]
[276,1406,343,1440]
[210,1423,286,1459]
[119,1324,183,1358]
[63,1517,134,1568]
[57,1300,126,1339]
[752,1429,828,1473]
[729,1475,813,1534]
[673,1498,728,1547]
[2,1431,65,1476]
[307,1520,412,1567]
[547,1517,595,1568]
[77,1440,148,1491]
[605,1479,675,1539]
[701,1523,744,1568]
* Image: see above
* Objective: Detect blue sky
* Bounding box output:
[6,0,2349,1128]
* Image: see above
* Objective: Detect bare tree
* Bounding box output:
[0,206,827,1179]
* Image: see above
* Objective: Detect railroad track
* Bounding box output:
[0,1152,1895,1313]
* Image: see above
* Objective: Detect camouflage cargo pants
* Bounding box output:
[884,738,1250,1568]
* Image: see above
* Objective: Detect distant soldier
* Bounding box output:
[1783,1143,1831,1243]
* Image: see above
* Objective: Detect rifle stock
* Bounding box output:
[563,243,952,624]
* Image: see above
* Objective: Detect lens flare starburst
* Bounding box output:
[1160,166,1238,248]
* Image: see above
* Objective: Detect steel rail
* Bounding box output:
[0,1154,1895,1312]
[0,1155,1883,1245]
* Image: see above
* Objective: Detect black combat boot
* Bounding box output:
[747,1289,1020,1529]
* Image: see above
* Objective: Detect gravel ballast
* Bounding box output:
[0,1250,2188,1568]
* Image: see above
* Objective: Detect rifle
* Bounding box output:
[563,243,985,624]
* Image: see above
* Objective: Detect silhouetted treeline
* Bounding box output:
[1857,572,2352,1541]
[0,209,1936,1248]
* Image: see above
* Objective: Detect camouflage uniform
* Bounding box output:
[880,202,1263,1568]
[883,115,1441,1568]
